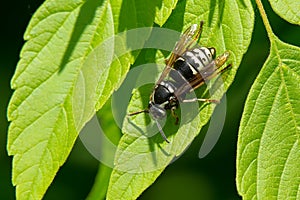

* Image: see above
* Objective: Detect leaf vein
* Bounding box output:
[256,70,282,197]
[277,140,299,197]
[14,11,73,83]
[11,105,61,149]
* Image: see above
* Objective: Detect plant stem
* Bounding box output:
[255,0,275,41]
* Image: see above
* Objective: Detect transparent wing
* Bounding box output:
[155,21,204,85]
[174,52,231,99]
[174,70,206,99]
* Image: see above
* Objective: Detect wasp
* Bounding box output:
[129,21,231,143]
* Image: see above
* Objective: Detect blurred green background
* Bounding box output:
[1,1,299,200]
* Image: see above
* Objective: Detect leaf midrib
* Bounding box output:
[255,42,300,198]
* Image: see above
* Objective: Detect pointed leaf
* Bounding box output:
[6,0,129,199]
[268,0,300,25]
[237,37,300,199]
[154,0,178,26]
[107,0,255,199]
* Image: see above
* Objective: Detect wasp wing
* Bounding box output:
[174,57,231,99]
[174,72,205,99]
[156,21,204,86]
[174,61,219,99]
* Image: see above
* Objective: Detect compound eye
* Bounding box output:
[149,104,166,120]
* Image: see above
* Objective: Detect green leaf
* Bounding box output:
[6,0,129,199]
[268,0,300,25]
[111,0,165,31]
[107,0,255,199]
[236,37,300,199]
[154,0,178,26]
[94,0,170,110]
[7,0,189,199]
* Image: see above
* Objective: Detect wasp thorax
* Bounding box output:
[152,81,177,104]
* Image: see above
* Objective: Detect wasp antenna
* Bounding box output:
[155,120,170,143]
[128,109,148,116]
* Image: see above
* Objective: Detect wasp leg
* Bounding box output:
[155,120,170,143]
[182,98,220,104]
[171,107,179,125]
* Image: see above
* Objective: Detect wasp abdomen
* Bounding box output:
[170,47,215,83]
[183,47,215,71]
[172,59,194,81]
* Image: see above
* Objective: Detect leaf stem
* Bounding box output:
[255,0,275,41]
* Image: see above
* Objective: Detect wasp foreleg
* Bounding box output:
[155,120,170,143]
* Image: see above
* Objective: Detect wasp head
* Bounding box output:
[148,102,166,120]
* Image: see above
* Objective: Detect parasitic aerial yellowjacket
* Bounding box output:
[129,21,231,143]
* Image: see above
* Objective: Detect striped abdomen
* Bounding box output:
[170,47,216,83]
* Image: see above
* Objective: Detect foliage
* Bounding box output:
[6,0,299,199]
[236,0,300,199]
